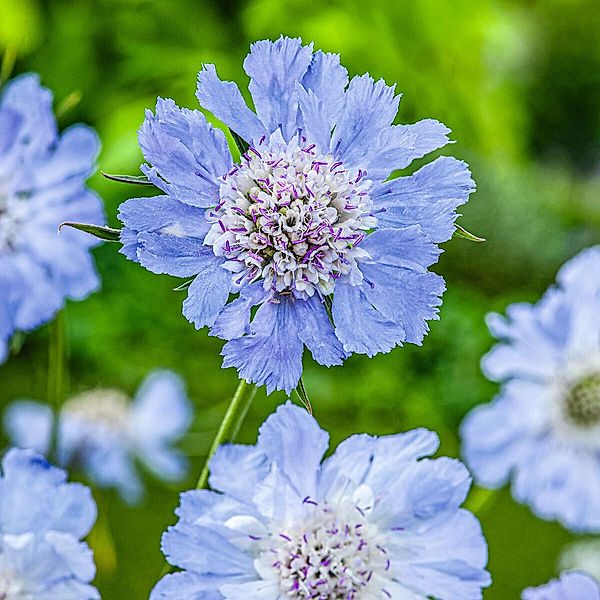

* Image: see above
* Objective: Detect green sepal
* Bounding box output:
[101,171,154,185]
[229,128,250,156]
[58,222,121,242]
[454,223,486,242]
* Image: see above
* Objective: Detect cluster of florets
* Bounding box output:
[206,135,375,299]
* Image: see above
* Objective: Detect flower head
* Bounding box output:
[151,402,490,600]
[461,247,600,532]
[0,73,105,363]
[119,36,475,394]
[3,369,192,503]
[0,447,98,599]
[521,571,600,599]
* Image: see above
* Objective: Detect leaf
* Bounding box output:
[58,222,121,242]
[454,223,486,242]
[229,128,250,156]
[101,171,154,185]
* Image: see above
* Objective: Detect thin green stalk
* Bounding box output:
[229,384,258,443]
[195,379,255,489]
[0,46,17,88]
[47,310,66,461]
[295,376,312,415]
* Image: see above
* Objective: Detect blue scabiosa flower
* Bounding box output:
[521,571,600,599]
[3,369,192,503]
[0,447,98,599]
[0,74,104,363]
[461,247,600,532]
[119,36,475,394]
[151,402,490,600]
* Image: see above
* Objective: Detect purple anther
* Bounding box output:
[248,252,264,262]
[382,589,391,598]
[292,184,299,198]
[376,545,387,554]
[249,146,262,159]
[321,559,331,566]
[345,525,350,536]
[358,540,366,551]
[390,526,404,531]
[250,210,258,223]
[304,143,316,152]
[259,135,266,144]
[307,593,318,598]
[215,199,226,211]
[303,534,309,544]
[302,245,321,264]
[290,553,300,559]
[248,534,261,540]
[354,169,363,183]
[218,220,226,233]
[330,161,342,172]
[279,199,291,206]
[305,184,315,198]
[272,561,280,568]
[363,276,375,289]
[333,170,345,176]
[279,533,292,542]
[224,241,231,253]
[355,506,366,517]
[242,153,251,162]
[355,524,363,529]
[231,206,246,215]
[334,228,343,241]
[272,158,283,168]
[385,559,391,571]
[339,577,347,586]
[291,238,306,245]
[290,581,299,591]
[345,204,358,210]
[230,227,247,233]
[316,581,327,586]
[366,571,373,582]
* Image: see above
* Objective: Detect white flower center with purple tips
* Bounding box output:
[62,389,131,433]
[565,373,600,427]
[0,189,27,252]
[205,137,376,299]
[252,490,392,600]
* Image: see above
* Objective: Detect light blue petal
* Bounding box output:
[522,571,600,600]
[162,522,254,575]
[3,400,53,454]
[257,402,329,499]
[209,444,270,504]
[371,156,475,242]
[359,228,446,344]
[331,74,399,168]
[182,259,233,329]
[294,294,347,366]
[332,280,404,356]
[44,532,96,582]
[210,282,269,340]
[301,50,348,129]
[138,97,231,207]
[365,119,452,182]
[1,73,56,158]
[221,297,304,394]
[243,36,314,141]
[151,571,229,600]
[196,64,266,143]
[135,231,213,277]
[0,104,23,157]
[295,84,331,152]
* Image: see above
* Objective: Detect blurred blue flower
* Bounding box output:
[522,571,600,599]
[151,402,490,600]
[3,369,192,503]
[0,447,98,599]
[461,247,600,532]
[119,36,475,394]
[0,73,105,363]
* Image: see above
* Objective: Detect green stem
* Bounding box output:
[295,376,313,415]
[47,310,66,461]
[195,379,255,489]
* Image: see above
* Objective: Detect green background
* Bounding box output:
[1,0,599,597]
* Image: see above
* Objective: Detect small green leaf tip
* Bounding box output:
[58,222,121,242]
[229,128,250,156]
[101,171,154,185]
[454,223,486,242]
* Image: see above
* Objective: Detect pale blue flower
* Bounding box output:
[0,73,104,363]
[461,247,600,532]
[4,369,192,503]
[119,36,475,394]
[152,402,490,600]
[0,447,99,599]
[522,571,600,599]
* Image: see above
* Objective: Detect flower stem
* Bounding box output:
[195,378,255,489]
[47,310,67,461]
[295,376,313,415]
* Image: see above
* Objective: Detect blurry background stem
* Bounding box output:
[195,378,256,489]
[47,309,67,460]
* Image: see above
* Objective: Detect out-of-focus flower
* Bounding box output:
[0,73,104,363]
[521,571,600,599]
[4,369,192,503]
[559,539,600,582]
[119,36,475,394]
[0,447,99,599]
[461,247,600,532]
[151,402,490,600]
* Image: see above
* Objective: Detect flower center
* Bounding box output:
[205,138,376,299]
[565,373,600,427]
[259,500,390,600]
[62,388,131,433]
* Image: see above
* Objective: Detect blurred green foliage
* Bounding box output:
[1,0,599,598]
